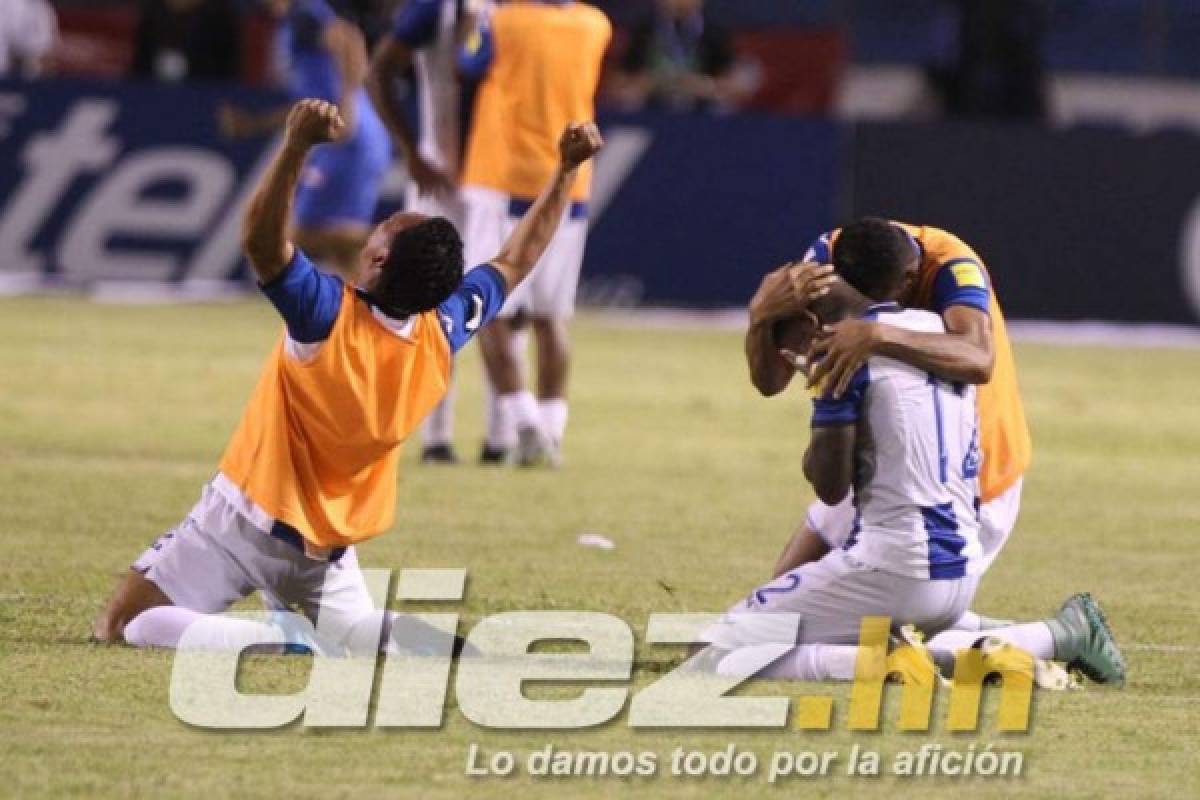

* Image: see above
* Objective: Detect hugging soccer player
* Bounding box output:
[92,99,604,651]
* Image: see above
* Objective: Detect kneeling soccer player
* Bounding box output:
[704,271,1125,685]
[92,99,604,653]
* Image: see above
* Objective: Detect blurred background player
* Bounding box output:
[457,0,611,467]
[219,0,390,280]
[368,0,492,464]
[609,0,744,113]
[0,0,58,78]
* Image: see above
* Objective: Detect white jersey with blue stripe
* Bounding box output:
[811,304,984,580]
[393,0,487,177]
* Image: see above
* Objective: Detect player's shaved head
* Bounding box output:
[832,217,918,302]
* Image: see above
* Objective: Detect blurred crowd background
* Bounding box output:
[6,0,1200,125]
[4,1,1200,324]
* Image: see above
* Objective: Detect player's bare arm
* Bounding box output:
[803,424,856,506]
[490,123,604,290]
[241,99,345,283]
[323,17,369,133]
[807,304,995,398]
[745,262,834,396]
[771,523,830,578]
[367,35,455,195]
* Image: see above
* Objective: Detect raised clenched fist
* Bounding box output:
[558,122,604,170]
[284,98,345,151]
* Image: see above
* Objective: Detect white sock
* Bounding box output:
[124,606,298,651]
[538,398,568,443]
[484,329,531,449]
[421,372,456,447]
[950,610,1013,631]
[928,621,1055,660]
[498,391,541,435]
[717,644,860,681]
[483,381,509,449]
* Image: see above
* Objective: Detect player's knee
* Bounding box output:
[93,570,171,643]
[92,605,132,643]
[481,323,518,368]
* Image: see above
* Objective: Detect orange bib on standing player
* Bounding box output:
[462,0,611,202]
[219,287,452,547]
[830,223,1032,502]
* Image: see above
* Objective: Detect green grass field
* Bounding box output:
[1,296,1197,799]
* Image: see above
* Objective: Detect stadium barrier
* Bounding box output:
[2,78,1198,324]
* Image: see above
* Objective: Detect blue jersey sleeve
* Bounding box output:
[930,257,991,315]
[260,249,344,343]
[436,264,507,353]
[291,0,336,51]
[393,0,442,47]
[811,365,869,428]
[802,230,834,264]
[457,16,495,80]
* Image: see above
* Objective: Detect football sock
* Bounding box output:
[951,610,1015,631]
[928,621,1056,660]
[421,373,456,447]
[124,606,301,652]
[716,644,860,681]
[483,382,510,450]
[497,391,542,437]
[538,397,568,444]
[484,329,532,449]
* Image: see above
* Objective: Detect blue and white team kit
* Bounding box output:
[282,0,391,228]
[391,0,477,228]
[132,251,507,641]
[704,304,986,651]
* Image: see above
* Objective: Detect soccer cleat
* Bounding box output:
[891,625,950,687]
[420,443,459,464]
[545,437,564,469]
[514,425,550,467]
[479,442,509,465]
[1047,593,1127,686]
[269,611,339,657]
[975,636,1077,691]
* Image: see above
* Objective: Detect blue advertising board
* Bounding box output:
[3,77,1199,323]
[0,79,841,306]
[0,78,285,286]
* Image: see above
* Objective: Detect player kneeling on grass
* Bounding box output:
[748,220,1030,636]
[702,270,1126,685]
[92,99,604,653]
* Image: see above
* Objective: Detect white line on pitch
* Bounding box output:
[1128,643,1200,653]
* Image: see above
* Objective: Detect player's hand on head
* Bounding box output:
[789,261,836,307]
[285,99,346,151]
[807,318,882,398]
[750,261,834,323]
[559,122,604,169]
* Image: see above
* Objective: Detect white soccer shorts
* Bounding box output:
[404,182,468,231]
[702,549,979,652]
[132,481,377,635]
[806,478,1024,573]
[462,185,588,320]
